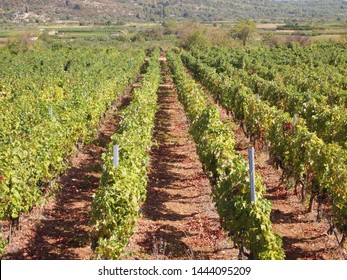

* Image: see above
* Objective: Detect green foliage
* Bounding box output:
[185,29,210,50]
[1,1,346,23]
[178,22,209,51]
[162,21,179,35]
[0,232,8,256]
[6,31,39,54]
[167,51,284,260]
[91,48,161,259]
[183,50,347,238]
[138,28,164,41]
[191,43,347,147]
[0,47,145,222]
[232,20,257,46]
[131,33,145,43]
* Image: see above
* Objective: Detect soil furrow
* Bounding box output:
[122,56,237,260]
[234,126,345,259]
[2,90,134,260]
[193,77,346,260]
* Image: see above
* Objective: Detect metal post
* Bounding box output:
[113,145,119,167]
[248,147,256,202]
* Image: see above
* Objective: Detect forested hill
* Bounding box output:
[1,0,346,23]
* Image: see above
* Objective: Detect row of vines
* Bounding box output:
[0,47,144,226]
[191,44,347,148]
[181,51,347,245]
[91,48,161,259]
[167,51,284,260]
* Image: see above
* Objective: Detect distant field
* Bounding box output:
[256,23,285,29]
[0,37,7,47]
[312,34,347,41]
[0,21,345,49]
[275,29,347,35]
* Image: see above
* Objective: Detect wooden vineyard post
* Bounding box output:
[113,145,119,167]
[248,147,256,202]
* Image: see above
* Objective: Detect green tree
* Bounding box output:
[178,21,210,51]
[73,3,81,10]
[233,20,257,46]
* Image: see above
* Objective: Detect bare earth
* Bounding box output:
[1,92,132,260]
[122,57,238,260]
[2,54,346,260]
[212,96,346,260]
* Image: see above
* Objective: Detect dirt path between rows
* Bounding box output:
[195,79,346,260]
[2,90,134,260]
[232,125,346,260]
[122,56,238,260]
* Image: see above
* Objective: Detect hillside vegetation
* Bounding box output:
[1,0,346,24]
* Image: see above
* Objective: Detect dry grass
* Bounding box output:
[257,23,285,29]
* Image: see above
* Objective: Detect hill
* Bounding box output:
[0,0,346,24]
